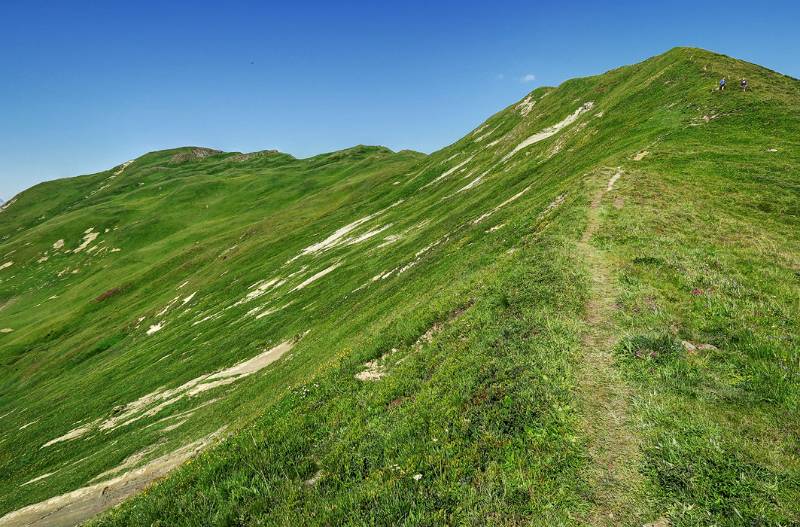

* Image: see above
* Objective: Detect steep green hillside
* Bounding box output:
[1,47,798,526]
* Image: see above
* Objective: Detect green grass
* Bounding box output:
[0,47,798,525]
[602,147,800,524]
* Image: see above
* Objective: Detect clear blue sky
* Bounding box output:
[1,0,798,199]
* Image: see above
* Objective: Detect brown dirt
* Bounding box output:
[94,287,123,303]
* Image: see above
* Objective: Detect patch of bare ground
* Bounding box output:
[354,302,472,381]
[304,470,324,487]
[576,169,651,526]
[0,428,225,527]
[0,297,16,313]
[169,148,221,164]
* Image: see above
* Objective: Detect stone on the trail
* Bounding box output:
[682,340,718,354]
[696,343,718,351]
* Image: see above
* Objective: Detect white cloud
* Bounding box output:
[520,73,536,83]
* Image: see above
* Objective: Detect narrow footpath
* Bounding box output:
[576,169,649,526]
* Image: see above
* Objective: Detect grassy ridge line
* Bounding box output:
[0,47,797,524]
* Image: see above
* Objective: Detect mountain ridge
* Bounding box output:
[0,46,798,526]
[3,45,795,210]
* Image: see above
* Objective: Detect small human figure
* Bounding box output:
[740,78,748,91]
[719,78,727,91]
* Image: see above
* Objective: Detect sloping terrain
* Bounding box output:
[1,47,798,526]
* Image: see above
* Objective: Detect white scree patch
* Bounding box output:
[516,95,536,116]
[503,102,594,161]
[288,201,403,262]
[237,277,286,306]
[607,169,622,192]
[474,126,499,143]
[73,229,100,254]
[292,263,341,291]
[473,186,532,224]
[40,339,298,447]
[422,156,475,189]
[457,170,491,193]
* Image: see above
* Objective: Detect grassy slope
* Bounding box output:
[0,47,798,525]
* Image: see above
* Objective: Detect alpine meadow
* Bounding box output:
[1,47,798,526]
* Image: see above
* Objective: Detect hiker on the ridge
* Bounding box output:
[741,78,748,91]
[719,77,727,91]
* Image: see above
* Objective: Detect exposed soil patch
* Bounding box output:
[472,186,531,224]
[42,420,99,448]
[355,356,389,381]
[681,340,718,354]
[355,302,471,382]
[21,472,55,487]
[503,102,594,161]
[515,94,537,116]
[0,297,17,313]
[457,170,490,193]
[40,339,297,449]
[288,201,402,262]
[170,148,221,163]
[95,288,123,303]
[1,428,225,527]
[422,155,475,189]
[304,469,324,486]
[73,229,99,254]
[112,160,133,176]
[228,150,281,162]
[540,193,566,218]
[292,264,340,292]
[606,169,622,192]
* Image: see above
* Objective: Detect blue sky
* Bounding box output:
[1,0,799,199]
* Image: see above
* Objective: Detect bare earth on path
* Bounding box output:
[576,169,651,526]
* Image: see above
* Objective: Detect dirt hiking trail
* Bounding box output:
[576,169,651,526]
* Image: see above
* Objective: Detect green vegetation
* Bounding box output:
[0,47,797,526]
